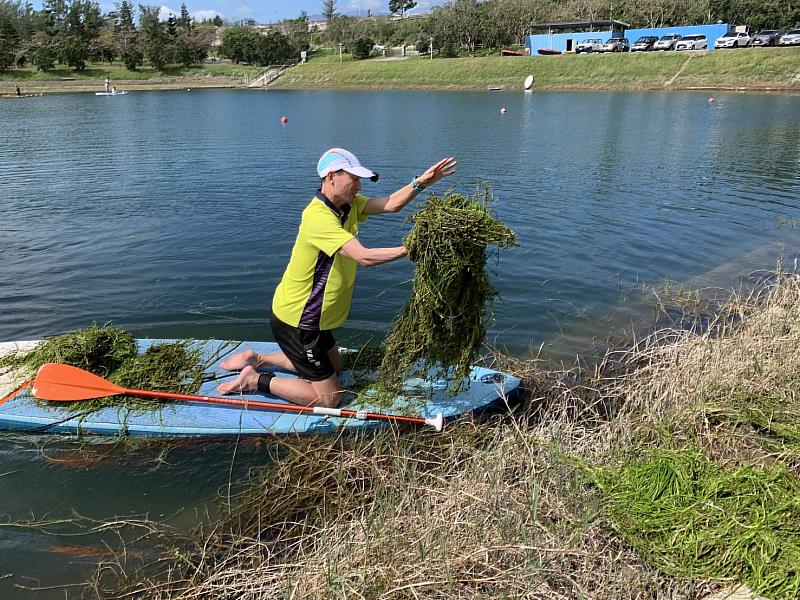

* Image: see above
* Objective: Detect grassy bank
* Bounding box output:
[0,63,262,93]
[80,270,800,599]
[275,47,800,91]
[3,48,800,94]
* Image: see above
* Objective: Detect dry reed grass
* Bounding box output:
[87,272,800,599]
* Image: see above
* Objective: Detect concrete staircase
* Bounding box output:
[246,64,291,88]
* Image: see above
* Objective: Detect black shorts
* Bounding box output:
[270,314,336,382]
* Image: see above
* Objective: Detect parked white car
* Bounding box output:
[653,34,682,50]
[675,34,708,50]
[714,31,751,48]
[575,38,604,53]
[777,29,800,46]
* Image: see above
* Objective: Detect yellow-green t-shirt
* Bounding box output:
[272,193,369,330]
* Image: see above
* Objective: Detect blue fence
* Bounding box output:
[524,23,731,55]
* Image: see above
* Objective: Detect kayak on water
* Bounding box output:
[0,339,522,438]
[95,91,128,96]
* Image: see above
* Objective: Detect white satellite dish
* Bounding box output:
[524,75,534,90]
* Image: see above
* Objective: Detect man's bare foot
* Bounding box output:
[220,349,261,371]
[218,365,260,394]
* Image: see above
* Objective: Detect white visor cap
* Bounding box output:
[317,148,376,180]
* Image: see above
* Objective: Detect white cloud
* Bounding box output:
[158,5,178,20]
[193,9,224,21]
[343,0,382,13]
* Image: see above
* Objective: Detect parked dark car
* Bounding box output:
[750,30,782,46]
[631,36,658,51]
[599,37,630,52]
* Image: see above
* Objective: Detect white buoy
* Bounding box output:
[524,74,534,90]
[500,106,507,114]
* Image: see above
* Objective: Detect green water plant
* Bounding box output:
[0,325,203,413]
[592,448,800,599]
[379,186,517,394]
[0,324,137,377]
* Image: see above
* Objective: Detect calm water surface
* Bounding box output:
[1,89,800,596]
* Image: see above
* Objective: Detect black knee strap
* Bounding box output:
[257,372,274,393]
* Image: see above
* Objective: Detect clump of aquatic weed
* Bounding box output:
[0,324,137,378]
[380,186,517,395]
[590,447,800,600]
[1,325,204,413]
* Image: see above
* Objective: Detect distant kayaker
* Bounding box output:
[111,85,117,94]
[218,149,457,408]
[104,78,110,93]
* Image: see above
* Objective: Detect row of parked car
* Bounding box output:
[575,29,800,53]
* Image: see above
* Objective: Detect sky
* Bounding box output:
[84,0,444,24]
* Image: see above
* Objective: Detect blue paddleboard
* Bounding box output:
[0,339,522,438]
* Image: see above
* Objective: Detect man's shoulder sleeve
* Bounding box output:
[354,193,370,223]
[301,202,354,257]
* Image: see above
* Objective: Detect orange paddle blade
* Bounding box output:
[32,363,125,402]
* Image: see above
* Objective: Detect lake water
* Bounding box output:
[1,88,800,595]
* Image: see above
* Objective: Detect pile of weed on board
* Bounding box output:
[0,324,137,377]
[590,448,800,600]
[0,325,204,413]
[380,186,517,394]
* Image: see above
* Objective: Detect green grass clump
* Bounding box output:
[0,324,137,377]
[379,186,517,393]
[593,448,800,599]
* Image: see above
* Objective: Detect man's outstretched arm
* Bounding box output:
[365,156,457,215]
[338,238,407,268]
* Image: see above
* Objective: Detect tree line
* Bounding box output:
[0,0,310,72]
[1,0,798,74]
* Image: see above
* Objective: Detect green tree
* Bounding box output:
[389,0,417,19]
[212,14,222,26]
[351,35,373,58]
[117,30,142,69]
[179,2,192,29]
[254,29,290,65]
[116,0,135,30]
[174,27,209,65]
[30,35,57,70]
[219,26,259,62]
[59,34,88,69]
[43,0,68,34]
[283,11,310,55]
[90,30,117,63]
[139,5,170,69]
[0,9,19,71]
[322,0,337,21]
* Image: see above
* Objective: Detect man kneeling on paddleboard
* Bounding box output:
[218,149,457,408]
